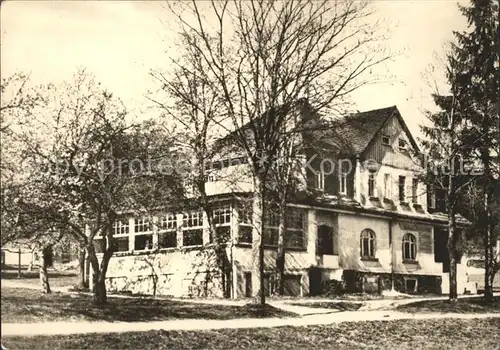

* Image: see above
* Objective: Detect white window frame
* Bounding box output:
[134,217,153,251]
[158,213,177,249]
[398,138,407,151]
[368,172,376,197]
[207,173,217,182]
[316,171,325,191]
[213,206,232,226]
[402,233,417,261]
[360,229,376,258]
[182,210,204,247]
[339,173,347,195]
[112,219,131,252]
[412,178,419,204]
[285,209,306,249]
[212,205,232,243]
[384,173,391,199]
[238,205,253,244]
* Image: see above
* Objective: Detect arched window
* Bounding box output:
[402,233,417,261]
[360,229,376,258]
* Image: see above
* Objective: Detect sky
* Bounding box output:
[1,0,469,139]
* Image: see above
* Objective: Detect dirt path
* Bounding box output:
[2,311,500,337]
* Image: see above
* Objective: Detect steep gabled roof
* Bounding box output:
[334,106,420,156]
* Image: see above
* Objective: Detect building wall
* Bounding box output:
[97,205,466,297]
[337,212,391,273]
[364,114,421,172]
[102,247,225,298]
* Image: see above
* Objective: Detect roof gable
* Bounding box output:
[335,106,420,156]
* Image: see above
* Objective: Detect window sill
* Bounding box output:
[361,256,379,262]
[403,259,419,264]
[235,242,307,251]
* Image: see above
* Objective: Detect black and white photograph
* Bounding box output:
[1,0,499,349]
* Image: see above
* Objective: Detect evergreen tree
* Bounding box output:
[453,0,499,302]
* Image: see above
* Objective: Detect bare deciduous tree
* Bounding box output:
[163,0,390,304]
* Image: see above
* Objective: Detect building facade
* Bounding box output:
[91,105,471,298]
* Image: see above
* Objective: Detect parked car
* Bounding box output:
[465,258,500,294]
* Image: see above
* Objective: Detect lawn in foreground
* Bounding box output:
[1,267,79,288]
[398,296,500,314]
[0,287,295,323]
[3,318,499,349]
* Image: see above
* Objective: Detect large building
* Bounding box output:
[91,104,471,298]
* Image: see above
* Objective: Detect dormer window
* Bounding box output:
[382,135,390,146]
[399,138,407,151]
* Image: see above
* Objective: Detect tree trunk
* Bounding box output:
[39,249,51,294]
[482,147,494,303]
[484,189,494,302]
[275,201,286,296]
[87,239,113,305]
[447,207,458,302]
[78,247,88,289]
[93,269,107,304]
[251,176,266,305]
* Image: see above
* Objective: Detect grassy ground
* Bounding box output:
[1,266,79,288]
[289,301,362,311]
[0,287,295,323]
[398,296,500,314]
[3,318,499,349]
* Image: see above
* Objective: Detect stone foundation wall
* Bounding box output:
[322,270,442,295]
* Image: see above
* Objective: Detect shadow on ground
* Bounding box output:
[1,287,296,323]
[397,296,500,314]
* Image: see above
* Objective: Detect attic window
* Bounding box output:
[382,135,390,146]
[399,138,407,151]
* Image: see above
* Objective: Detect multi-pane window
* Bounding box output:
[285,210,306,249]
[339,174,347,195]
[134,217,153,251]
[238,205,253,244]
[316,171,325,191]
[114,219,130,235]
[412,178,419,204]
[402,233,417,261]
[360,229,376,259]
[159,213,177,249]
[263,209,280,246]
[262,208,306,249]
[399,176,406,202]
[368,172,376,197]
[212,205,232,243]
[384,174,391,199]
[135,217,152,233]
[112,219,130,252]
[182,211,203,246]
[213,206,231,225]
